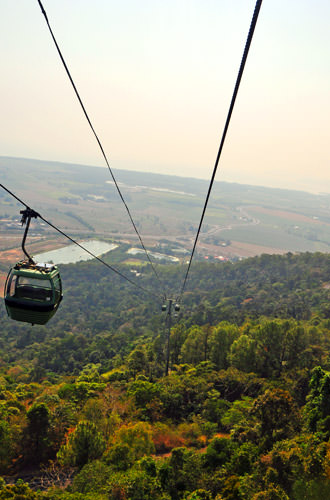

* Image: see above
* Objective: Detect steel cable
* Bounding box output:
[36,0,166,298]
[177,0,263,303]
[0,183,162,300]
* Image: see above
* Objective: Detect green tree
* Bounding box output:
[57,421,106,468]
[72,460,112,494]
[77,363,101,383]
[252,320,289,378]
[106,467,164,500]
[202,390,230,425]
[104,443,132,471]
[181,326,212,365]
[293,479,330,500]
[229,442,259,475]
[171,325,189,366]
[184,490,212,500]
[0,478,38,500]
[221,397,254,430]
[25,402,51,464]
[228,335,257,373]
[127,346,148,378]
[0,420,12,472]
[305,366,330,432]
[252,485,289,500]
[204,437,234,470]
[209,323,239,371]
[113,422,155,462]
[159,448,203,500]
[252,389,301,449]
[127,379,162,420]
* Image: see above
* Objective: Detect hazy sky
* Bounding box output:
[1,1,330,193]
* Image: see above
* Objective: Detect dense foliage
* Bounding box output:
[1,251,330,499]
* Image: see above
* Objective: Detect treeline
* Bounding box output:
[0,252,329,374]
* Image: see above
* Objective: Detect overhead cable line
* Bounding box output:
[36,0,165,298]
[177,0,263,302]
[0,183,162,300]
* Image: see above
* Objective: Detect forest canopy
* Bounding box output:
[0,251,330,499]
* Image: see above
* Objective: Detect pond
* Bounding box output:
[127,248,179,262]
[34,240,118,265]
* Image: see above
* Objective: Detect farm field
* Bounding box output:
[1,156,330,269]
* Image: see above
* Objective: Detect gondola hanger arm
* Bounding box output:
[20,208,39,264]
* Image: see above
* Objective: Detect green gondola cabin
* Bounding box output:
[4,260,63,325]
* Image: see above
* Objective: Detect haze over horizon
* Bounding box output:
[1,1,330,195]
[3,154,329,199]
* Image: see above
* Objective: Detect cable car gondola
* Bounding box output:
[4,261,62,325]
[4,208,63,325]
